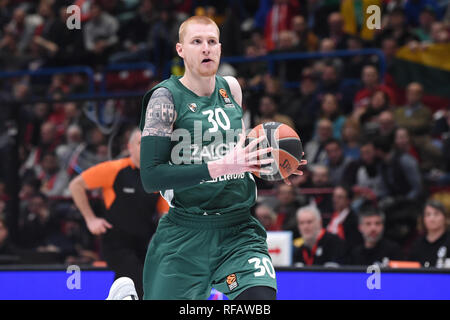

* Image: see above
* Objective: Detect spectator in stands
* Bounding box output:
[18,176,41,213]
[83,1,120,66]
[317,64,344,102]
[309,164,334,218]
[35,151,70,197]
[148,4,183,73]
[0,217,17,258]
[327,185,363,249]
[53,207,99,265]
[271,30,305,82]
[326,12,350,50]
[341,119,361,160]
[21,121,60,178]
[409,199,450,268]
[274,183,307,238]
[255,203,279,231]
[358,90,391,129]
[293,205,347,266]
[263,0,299,51]
[413,6,438,42]
[4,5,38,56]
[317,93,347,140]
[291,14,318,52]
[17,192,60,251]
[323,138,353,186]
[285,69,320,143]
[237,41,268,89]
[374,6,419,47]
[56,124,83,172]
[395,126,443,174]
[32,6,84,67]
[313,37,343,74]
[69,127,107,173]
[375,136,423,244]
[429,21,450,44]
[394,82,433,140]
[109,0,157,64]
[381,37,399,74]
[374,110,397,147]
[20,102,51,151]
[342,140,384,200]
[353,65,396,110]
[342,36,369,79]
[255,94,295,129]
[404,0,444,27]
[394,127,420,162]
[305,119,334,166]
[350,203,404,266]
[431,104,450,140]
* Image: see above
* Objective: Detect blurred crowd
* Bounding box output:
[0,0,450,268]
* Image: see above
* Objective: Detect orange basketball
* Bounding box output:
[247,122,303,181]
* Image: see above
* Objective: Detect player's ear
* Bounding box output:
[176,42,184,58]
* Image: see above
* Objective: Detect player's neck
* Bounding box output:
[179,72,216,97]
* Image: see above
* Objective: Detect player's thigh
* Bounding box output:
[143,216,211,300]
[211,217,277,300]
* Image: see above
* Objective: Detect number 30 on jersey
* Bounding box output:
[248,257,276,279]
[202,108,231,132]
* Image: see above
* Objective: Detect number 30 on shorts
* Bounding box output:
[248,257,276,279]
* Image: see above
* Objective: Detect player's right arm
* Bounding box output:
[140,87,273,193]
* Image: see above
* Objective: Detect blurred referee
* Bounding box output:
[69,128,161,298]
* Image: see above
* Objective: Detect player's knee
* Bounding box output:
[234,286,276,300]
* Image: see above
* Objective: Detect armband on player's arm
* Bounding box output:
[140,87,212,193]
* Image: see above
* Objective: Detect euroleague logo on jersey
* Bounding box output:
[219,88,229,99]
[226,273,238,291]
[219,88,235,109]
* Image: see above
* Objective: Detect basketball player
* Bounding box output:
[109,16,306,300]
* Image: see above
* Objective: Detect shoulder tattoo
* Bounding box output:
[142,87,177,137]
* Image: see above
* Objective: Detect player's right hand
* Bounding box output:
[86,217,113,235]
[207,125,274,179]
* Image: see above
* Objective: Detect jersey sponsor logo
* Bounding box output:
[226,273,238,291]
[123,187,135,193]
[202,172,246,184]
[188,103,198,112]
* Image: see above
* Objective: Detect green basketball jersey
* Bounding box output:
[140,75,257,215]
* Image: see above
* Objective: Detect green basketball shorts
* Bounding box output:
[142,207,277,300]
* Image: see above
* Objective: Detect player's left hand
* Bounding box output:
[283,153,307,186]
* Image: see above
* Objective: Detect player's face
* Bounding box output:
[359,216,383,243]
[177,23,221,77]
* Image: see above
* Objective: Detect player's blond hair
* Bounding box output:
[178,16,220,43]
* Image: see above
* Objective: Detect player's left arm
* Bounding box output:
[225,76,307,185]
